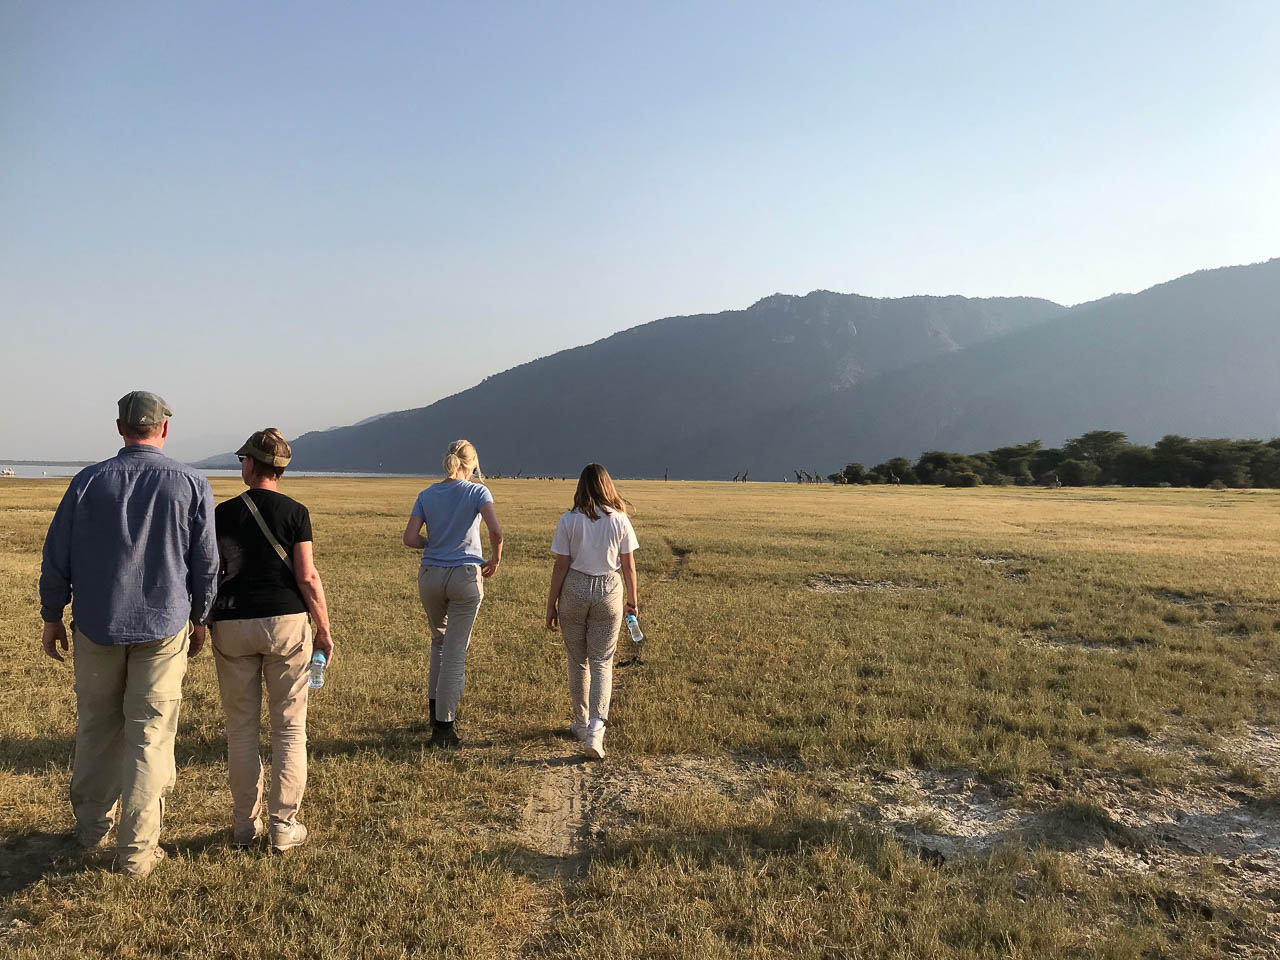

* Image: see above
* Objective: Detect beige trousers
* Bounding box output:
[210,614,311,834]
[70,625,188,870]
[558,569,623,727]
[418,564,484,723]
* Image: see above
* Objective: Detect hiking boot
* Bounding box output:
[232,818,264,849]
[73,825,112,850]
[583,722,606,760]
[430,720,461,750]
[114,846,166,879]
[271,823,309,855]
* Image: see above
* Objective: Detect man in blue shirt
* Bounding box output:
[39,391,217,878]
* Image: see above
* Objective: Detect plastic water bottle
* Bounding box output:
[625,614,644,646]
[308,651,327,690]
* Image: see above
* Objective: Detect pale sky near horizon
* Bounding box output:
[3,1,1278,460]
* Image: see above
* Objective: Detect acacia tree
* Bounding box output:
[837,462,870,484]
[1062,431,1129,476]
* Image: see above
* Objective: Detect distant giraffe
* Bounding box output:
[741,470,749,483]
[888,469,900,486]
[732,472,741,482]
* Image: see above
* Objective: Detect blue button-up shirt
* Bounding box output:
[39,444,218,645]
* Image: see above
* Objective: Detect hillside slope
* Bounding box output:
[221,259,1280,479]
[283,293,1064,476]
[762,258,1280,471]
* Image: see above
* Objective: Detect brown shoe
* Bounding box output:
[232,818,265,849]
[73,826,112,850]
[114,846,166,879]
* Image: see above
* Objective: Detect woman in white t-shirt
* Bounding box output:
[545,463,639,759]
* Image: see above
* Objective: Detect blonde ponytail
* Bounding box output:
[442,439,481,480]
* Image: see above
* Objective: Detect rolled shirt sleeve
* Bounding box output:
[187,479,219,625]
[39,487,76,623]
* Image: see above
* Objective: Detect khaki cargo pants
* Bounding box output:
[418,564,484,723]
[210,614,312,836]
[71,625,189,872]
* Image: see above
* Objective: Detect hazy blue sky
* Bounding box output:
[3,1,1278,460]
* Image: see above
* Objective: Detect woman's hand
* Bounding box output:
[624,599,639,617]
[545,601,559,630]
[314,628,335,664]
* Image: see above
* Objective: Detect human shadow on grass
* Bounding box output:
[0,831,87,897]
[0,736,73,775]
[307,725,497,760]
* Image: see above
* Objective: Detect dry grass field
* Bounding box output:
[1,477,1278,958]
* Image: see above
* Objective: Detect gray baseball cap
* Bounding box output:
[117,390,173,426]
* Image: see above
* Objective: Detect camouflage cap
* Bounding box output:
[236,436,291,468]
[117,390,173,426]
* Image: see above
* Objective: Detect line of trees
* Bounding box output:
[829,431,1280,489]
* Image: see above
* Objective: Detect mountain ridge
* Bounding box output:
[200,259,1280,478]
[264,290,1065,476]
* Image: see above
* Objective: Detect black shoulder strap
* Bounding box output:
[238,492,294,573]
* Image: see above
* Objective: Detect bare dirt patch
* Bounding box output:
[1020,631,1145,653]
[805,574,937,594]
[510,749,1280,951]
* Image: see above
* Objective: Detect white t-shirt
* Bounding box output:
[550,507,639,576]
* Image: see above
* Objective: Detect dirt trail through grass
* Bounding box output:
[520,762,593,878]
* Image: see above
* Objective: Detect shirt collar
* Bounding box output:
[117,444,164,457]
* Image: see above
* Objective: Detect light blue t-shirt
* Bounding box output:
[411,479,495,567]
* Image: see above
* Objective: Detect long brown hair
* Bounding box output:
[573,463,628,521]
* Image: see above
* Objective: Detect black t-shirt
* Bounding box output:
[211,489,313,622]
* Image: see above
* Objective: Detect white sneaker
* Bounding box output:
[570,721,588,742]
[270,822,309,854]
[583,723,606,760]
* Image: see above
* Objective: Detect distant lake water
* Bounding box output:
[0,462,423,480]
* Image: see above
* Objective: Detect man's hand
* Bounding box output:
[188,623,207,658]
[42,621,69,662]
[546,601,559,631]
[481,557,500,579]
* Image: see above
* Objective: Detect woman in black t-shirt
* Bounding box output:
[209,428,333,854]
